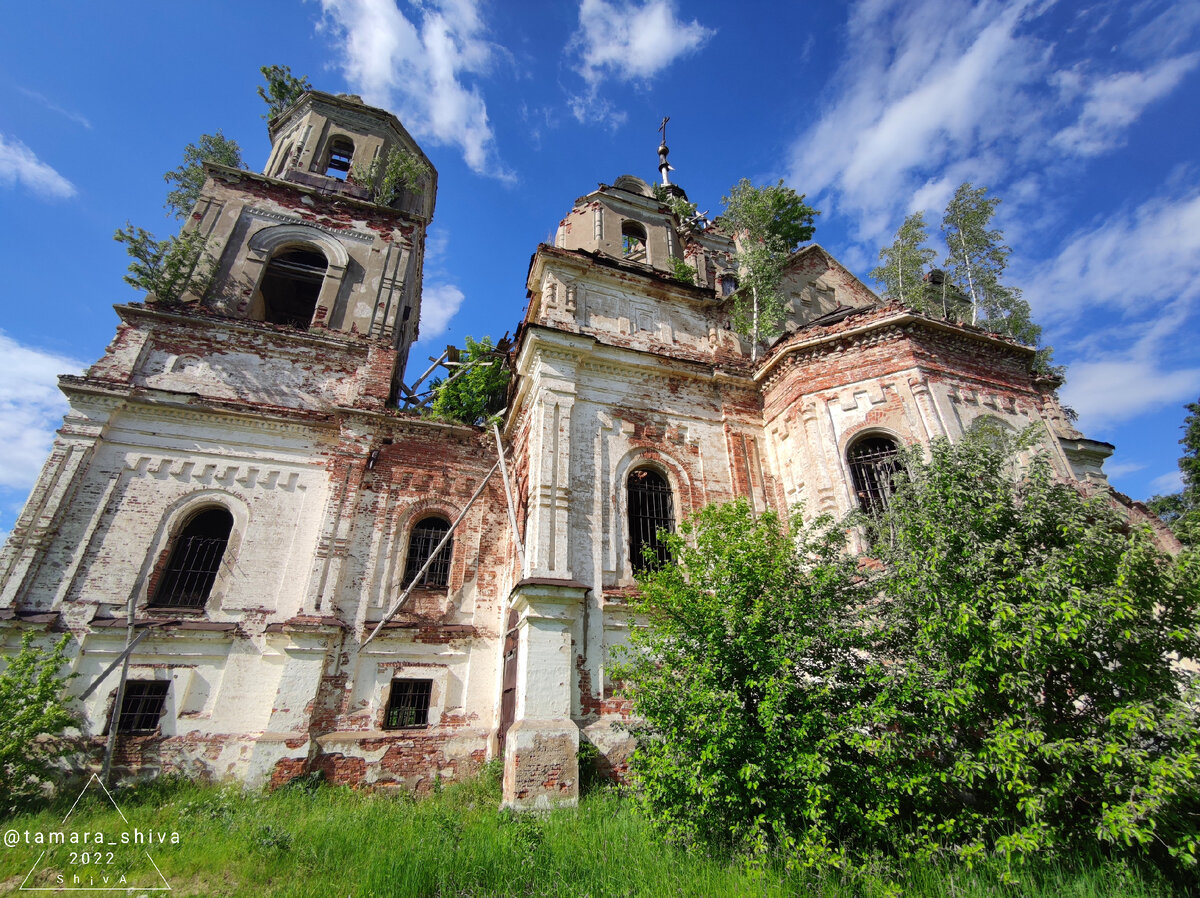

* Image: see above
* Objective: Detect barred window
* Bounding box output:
[151,507,233,609]
[403,516,452,588]
[847,436,902,514]
[384,678,432,729]
[627,468,674,573]
[116,680,170,734]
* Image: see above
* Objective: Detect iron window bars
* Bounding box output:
[384,678,433,729]
[116,680,170,733]
[403,517,453,588]
[150,508,233,609]
[628,468,674,572]
[847,436,901,514]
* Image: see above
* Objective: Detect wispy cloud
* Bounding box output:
[568,0,713,126]
[0,332,85,493]
[1149,470,1184,495]
[0,133,75,198]
[1025,184,1200,326]
[1051,53,1200,156]
[785,0,1200,247]
[16,86,92,129]
[320,0,513,181]
[1033,183,1200,431]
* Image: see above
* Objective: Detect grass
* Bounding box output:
[0,768,1178,897]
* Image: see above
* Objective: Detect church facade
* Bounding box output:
[0,91,1119,808]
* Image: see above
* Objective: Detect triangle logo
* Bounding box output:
[18,773,174,892]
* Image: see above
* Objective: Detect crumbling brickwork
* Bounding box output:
[0,96,1127,807]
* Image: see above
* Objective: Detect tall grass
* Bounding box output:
[0,769,1175,897]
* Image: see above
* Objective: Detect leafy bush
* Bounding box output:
[163,131,243,219]
[428,336,509,426]
[0,632,76,811]
[615,499,875,866]
[113,224,213,302]
[668,256,696,285]
[257,64,311,120]
[351,146,431,206]
[863,430,1200,874]
[620,430,1200,878]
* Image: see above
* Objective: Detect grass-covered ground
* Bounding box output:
[0,768,1178,897]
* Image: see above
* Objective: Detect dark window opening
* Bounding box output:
[384,678,432,729]
[261,249,327,328]
[150,508,233,609]
[403,517,452,588]
[621,221,647,261]
[628,468,674,572]
[325,137,354,179]
[721,274,738,297]
[848,436,902,515]
[116,680,170,734]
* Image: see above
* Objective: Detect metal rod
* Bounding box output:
[101,590,139,787]
[492,423,524,571]
[362,460,500,648]
[79,628,154,700]
[406,348,449,394]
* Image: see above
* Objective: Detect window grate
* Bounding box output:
[628,468,674,572]
[384,678,432,729]
[117,680,169,733]
[848,437,901,514]
[151,508,232,609]
[403,518,452,588]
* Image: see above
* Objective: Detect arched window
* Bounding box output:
[261,248,328,328]
[150,507,233,609]
[621,221,648,261]
[720,274,738,297]
[627,468,674,572]
[325,137,354,179]
[847,436,902,515]
[404,516,453,588]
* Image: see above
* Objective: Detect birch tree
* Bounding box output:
[869,211,937,314]
[720,179,818,360]
[941,183,1040,346]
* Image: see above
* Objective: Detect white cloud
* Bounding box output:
[568,0,713,124]
[0,333,85,492]
[1102,459,1146,479]
[1052,53,1200,156]
[573,0,712,85]
[1024,185,1200,325]
[0,134,75,199]
[16,87,92,129]
[320,0,513,180]
[419,283,465,341]
[1059,356,1200,432]
[785,0,1199,249]
[1149,470,1184,495]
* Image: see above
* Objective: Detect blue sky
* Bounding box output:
[1,0,1198,540]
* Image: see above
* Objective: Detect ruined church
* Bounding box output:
[0,90,1117,808]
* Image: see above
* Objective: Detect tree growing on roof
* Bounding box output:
[941,182,1040,347]
[163,132,244,220]
[428,336,510,426]
[719,179,819,361]
[869,211,938,315]
[257,64,311,120]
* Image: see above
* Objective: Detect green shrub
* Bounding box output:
[0,632,76,811]
[619,429,1200,880]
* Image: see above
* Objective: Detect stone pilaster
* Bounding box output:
[501,578,587,810]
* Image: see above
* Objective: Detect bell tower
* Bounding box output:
[128,90,438,408]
